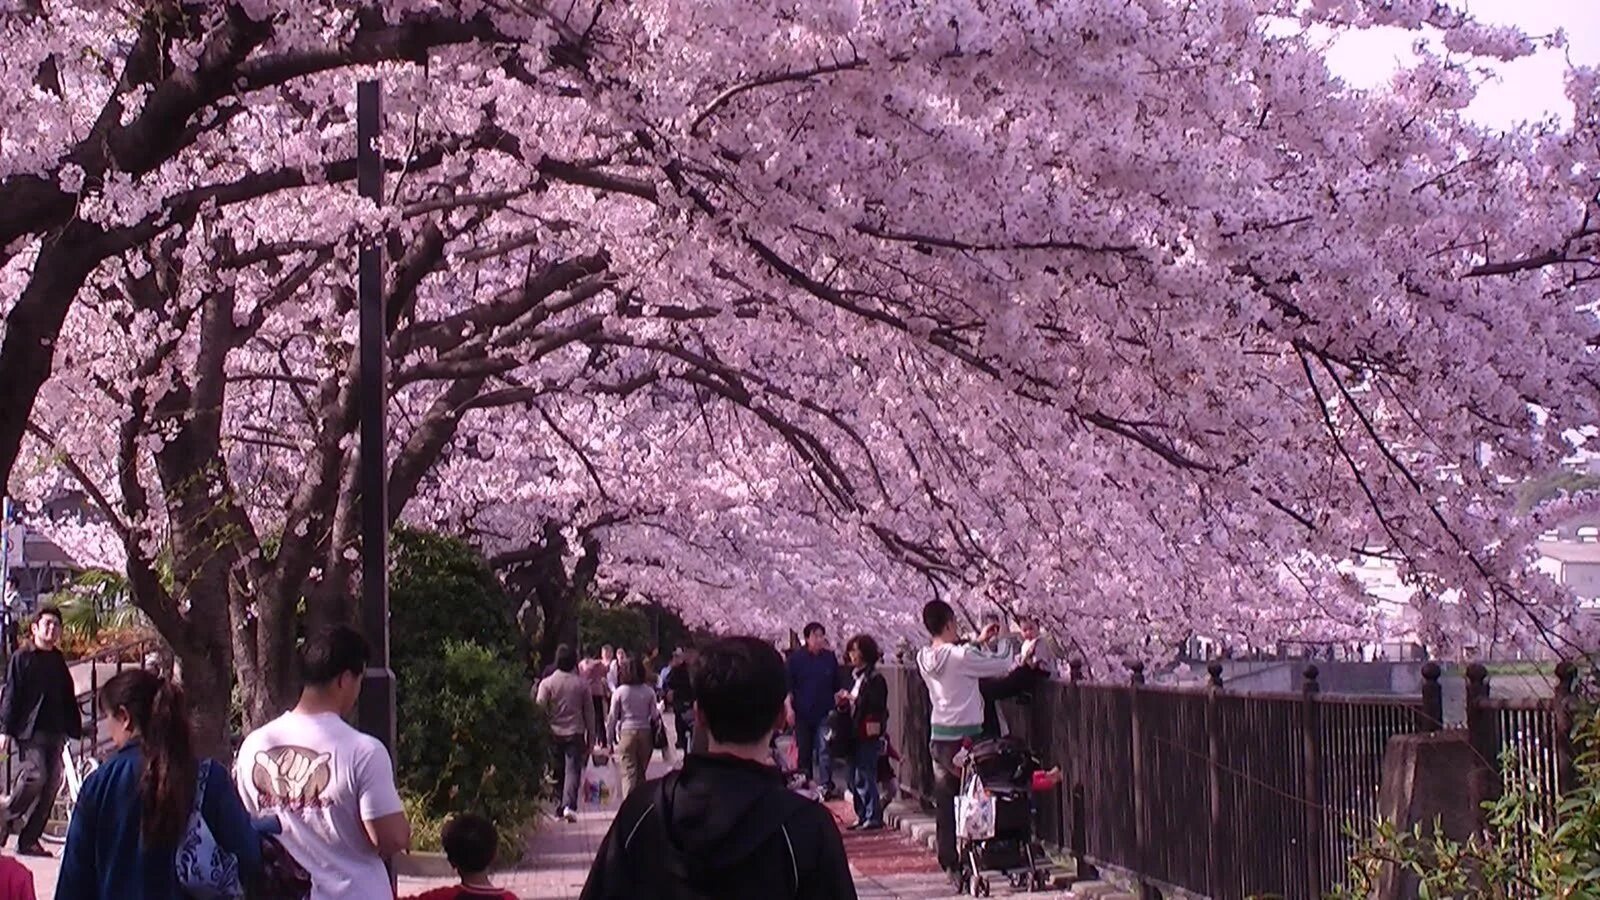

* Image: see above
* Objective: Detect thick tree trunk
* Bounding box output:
[498,526,601,668]
[176,640,235,761]
[0,228,100,493]
[231,592,299,733]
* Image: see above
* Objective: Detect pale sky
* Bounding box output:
[1322,0,1600,129]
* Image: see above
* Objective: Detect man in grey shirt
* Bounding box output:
[536,644,595,822]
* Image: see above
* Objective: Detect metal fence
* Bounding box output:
[0,636,169,837]
[881,658,1576,900]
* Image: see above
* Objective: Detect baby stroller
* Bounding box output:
[955,736,1051,896]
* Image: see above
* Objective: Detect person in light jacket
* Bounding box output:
[917,601,1013,885]
[608,658,660,800]
[536,644,595,823]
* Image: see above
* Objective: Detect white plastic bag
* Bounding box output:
[582,754,620,807]
[956,779,996,839]
[773,734,797,773]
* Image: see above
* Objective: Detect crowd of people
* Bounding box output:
[559,608,1056,895]
[0,599,1056,898]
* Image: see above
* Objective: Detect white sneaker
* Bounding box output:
[563,807,578,823]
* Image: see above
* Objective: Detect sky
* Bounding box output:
[1322,0,1600,129]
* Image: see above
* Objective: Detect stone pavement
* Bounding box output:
[7,738,1103,898]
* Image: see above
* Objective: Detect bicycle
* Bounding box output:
[0,740,100,846]
[43,741,99,844]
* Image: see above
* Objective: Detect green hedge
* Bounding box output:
[391,529,549,860]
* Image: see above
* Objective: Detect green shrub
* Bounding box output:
[390,528,548,860]
[402,793,446,853]
[390,528,525,670]
[398,640,550,861]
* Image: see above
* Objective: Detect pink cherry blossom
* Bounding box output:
[0,1,1596,744]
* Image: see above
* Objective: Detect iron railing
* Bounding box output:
[0,636,171,835]
[881,658,1575,900]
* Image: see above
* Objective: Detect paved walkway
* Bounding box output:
[9,777,1073,899]
[7,724,1082,898]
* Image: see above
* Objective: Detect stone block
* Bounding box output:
[1375,730,1485,900]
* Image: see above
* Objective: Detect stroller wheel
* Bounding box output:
[971,875,989,897]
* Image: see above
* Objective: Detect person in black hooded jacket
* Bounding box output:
[579,636,857,900]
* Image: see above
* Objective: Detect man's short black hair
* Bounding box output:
[440,812,498,875]
[32,605,62,628]
[922,600,956,636]
[692,636,787,745]
[555,644,577,672]
[802,622,825,639]
[301,625,370,687]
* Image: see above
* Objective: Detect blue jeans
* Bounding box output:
[794,717,835,789]
[849,737,885,825]
[552,735,586,811]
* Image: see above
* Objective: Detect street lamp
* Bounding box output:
[355,79,396,753]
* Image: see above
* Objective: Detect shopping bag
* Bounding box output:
[582,758,618,806]
[956,780,996,839]
[773,734,797,773]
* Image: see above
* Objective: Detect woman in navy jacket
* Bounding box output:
[56,669,262,898]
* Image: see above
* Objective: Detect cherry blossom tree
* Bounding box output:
[4,0,1599,748]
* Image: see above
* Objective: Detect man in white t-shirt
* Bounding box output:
[236,625,410,899]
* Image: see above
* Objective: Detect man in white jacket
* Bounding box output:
[916,600,1014,884]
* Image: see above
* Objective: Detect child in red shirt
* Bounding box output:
[0,854,35,900]
[402,813,516,900]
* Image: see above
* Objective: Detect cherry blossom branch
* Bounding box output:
[853,222,1140,256]
[21,421,131,539]
[690,57,867,135]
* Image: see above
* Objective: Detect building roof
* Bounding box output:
[1535,539,1600,564]
[19,532,79,568]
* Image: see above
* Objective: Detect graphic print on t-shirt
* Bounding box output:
[251,745,334,810]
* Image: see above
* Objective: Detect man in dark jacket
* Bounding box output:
[0,605,82,855]
[663,646,696,754]
[581,636,857,900]
[788,622,844,799]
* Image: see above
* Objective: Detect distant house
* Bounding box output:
[2,490,97,615]
[3,522,85,614]
[1536,513,1600,603]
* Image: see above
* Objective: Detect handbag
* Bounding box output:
[175,764,245,900]
[651,716,668,750]
[823,706,857,757]
[247,833,312,900]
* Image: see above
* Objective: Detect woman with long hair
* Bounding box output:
[843,634,889,830]
[56,668,262,898]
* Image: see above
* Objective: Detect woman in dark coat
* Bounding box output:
[842,634,889,829]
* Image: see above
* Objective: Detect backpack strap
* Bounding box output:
[193,760,209,813]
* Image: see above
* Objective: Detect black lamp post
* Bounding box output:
[355,79,396,753]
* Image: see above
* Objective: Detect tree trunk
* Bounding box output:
[231,594,298,733]
[178,641,235,761]
[497,525,601,669]
[0,227,100,493]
